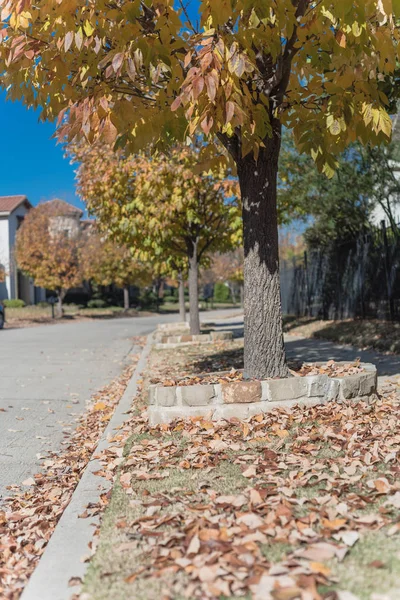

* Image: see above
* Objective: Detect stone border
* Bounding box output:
[148,362,377,424]
[156,331,233,348]
[157,321,189,332]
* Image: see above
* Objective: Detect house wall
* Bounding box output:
[0,204,46,303]
[0,216,11,300]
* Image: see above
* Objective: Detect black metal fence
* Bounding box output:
[280,223,400,321]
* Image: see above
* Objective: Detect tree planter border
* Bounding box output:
[155,331,233,349]
[148,362,377,425]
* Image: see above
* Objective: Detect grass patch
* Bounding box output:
[325,531,400,599]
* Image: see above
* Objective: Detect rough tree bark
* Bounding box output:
[123,287,130,311]
[187,240,200,335]
[236,119,288,379]
[178,270,186,322]
[56,289,66,319]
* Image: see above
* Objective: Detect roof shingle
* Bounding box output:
[44,199,83,217]
[0,195,31,214]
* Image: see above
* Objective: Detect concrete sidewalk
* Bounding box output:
[0,308,242,499]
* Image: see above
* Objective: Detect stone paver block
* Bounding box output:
[211,331,233,341]
[155,386,177,407]
[267,377,308,402]
[181,384,217,406]
[339,374,361,399]
[326,379,340,401]
[149,386,156,405]
[221,380,262,404]
[180,335,193,343]
[307,374,329,397]
[358,372,377,396]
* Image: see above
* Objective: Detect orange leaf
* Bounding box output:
[93,401,107,411]
[309,561,331,576]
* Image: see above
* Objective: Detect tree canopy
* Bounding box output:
[79,227,152,290]
[71,142,241,332]
[15,202,82,314]
[0,0,397,171]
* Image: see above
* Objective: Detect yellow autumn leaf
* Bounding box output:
[83,20,94,37]
[93,401,107,411]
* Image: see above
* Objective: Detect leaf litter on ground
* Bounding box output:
[71,341,400,600]
[156,359,364,387]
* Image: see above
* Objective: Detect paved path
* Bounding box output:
[0,309,241,500]
[285,334,400,388]
[215,318,400,388]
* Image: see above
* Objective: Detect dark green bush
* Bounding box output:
[163,295,177,303]
[213,283,231,303]
[87,299,108,309]
[3,299,25,308]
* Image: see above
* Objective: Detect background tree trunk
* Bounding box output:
[228,282,237,305]
[123,287,129,311]
[237,120,288,379]
[188,242,200,335]
[57,289,66,319]
[178,271,186,322]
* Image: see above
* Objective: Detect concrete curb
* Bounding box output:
[20,334,154,600]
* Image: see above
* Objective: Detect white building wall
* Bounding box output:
[0,203,47,303]
[0,216,11,300]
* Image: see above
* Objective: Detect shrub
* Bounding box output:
[213,282,231,303]
[3,299,25,308]
[37,301,49,308]
[139,290,158,309]
[163,295,177,303]
[87,299,108,309]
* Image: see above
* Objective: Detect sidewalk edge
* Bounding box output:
[20,333,154,600]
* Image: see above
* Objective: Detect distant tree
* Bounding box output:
[207,249,244,305]
[70,143,241,334]
[79,228,152,310]
[279,132,373,248]
[15,203,82,317]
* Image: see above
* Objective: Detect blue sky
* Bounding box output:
[0,91,85,210]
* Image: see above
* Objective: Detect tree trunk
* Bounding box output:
[240,283,244,307]
[188,242,200,335]
[123,287,130,311]
[229,282,237,305]
[178,271,186,322]
[57,289,66,319]
[237,120,288,379]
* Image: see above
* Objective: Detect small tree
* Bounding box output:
[208,249,244,305]
[70,143,241,334]
[2,0,398,376]
[79,228,152,309]
[15,203,82,317]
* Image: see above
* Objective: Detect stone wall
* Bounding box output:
[148,363,377,425]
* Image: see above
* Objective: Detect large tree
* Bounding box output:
[15,202,82,317]
[1,1,398,376]
[70,143,241,334]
